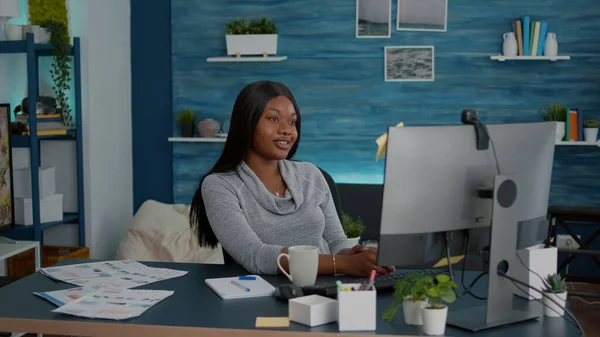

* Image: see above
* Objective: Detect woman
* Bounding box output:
[189,80,394,277]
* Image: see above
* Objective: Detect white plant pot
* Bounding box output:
[225,34,278,56]
[421,305,448,336]
[402,298,427,325]
[584,128,599,143]
[543,291,567,317]
[555,121,565,142]
[347,237,360,246]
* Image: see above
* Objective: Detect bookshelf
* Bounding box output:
[206,56,287,62]
[0,33,85,246]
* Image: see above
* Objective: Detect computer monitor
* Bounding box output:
[376,119,556,331]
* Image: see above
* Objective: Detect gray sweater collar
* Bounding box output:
[239,160,304,215]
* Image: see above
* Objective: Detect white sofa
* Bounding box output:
[115,200,224,264]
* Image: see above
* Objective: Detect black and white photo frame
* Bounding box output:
[396,0,448,32]
[356,0,392,38]
[384,46,435,82]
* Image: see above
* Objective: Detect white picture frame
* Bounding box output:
[384,46,435,82]
[396,0,448,32]
[356,0,392,38]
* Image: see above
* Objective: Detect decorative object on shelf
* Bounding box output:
[41,20,72,127]
[224,18,278,58]
[27,0,70,36]
[385,46,434,82]
[176,109,196,137]
[541,273,567,317]
[502,32,518,57]
[7,23,21,40]
[341,212,365,246]
[544,32,558,57]
[356,0,391,38]
[0,0,21,41]
[543,104,567,142]
[583,120,599,143]
[397,0,447,32]
[383,273,428,325]
[0,103,14,229]
[221,118,231,134]
[197,118,220,138]
[21,24,40,42]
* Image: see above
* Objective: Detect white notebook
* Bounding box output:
[205,275,276,300]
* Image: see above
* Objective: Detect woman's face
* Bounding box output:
[251,95,298,161]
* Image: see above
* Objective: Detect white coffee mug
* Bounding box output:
[277,245,318,287]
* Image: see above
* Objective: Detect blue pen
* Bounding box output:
[231,280,251,292]
[239,276,256,280]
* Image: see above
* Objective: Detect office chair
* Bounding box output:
[220,164,344,266]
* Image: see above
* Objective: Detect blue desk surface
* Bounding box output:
[0,259,581,337]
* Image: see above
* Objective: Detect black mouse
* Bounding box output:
[274,284,304,302]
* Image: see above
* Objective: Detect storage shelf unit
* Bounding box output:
[168,137,226,143]
[490,55,570,61]
[555,141,600,147]
[0,33,85,246]
[206,56,287,62]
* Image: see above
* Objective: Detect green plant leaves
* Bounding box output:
[225,18,278,34]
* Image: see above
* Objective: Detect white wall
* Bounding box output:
[0,0,132,270]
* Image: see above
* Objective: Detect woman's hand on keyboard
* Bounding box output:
[338,247,395,277]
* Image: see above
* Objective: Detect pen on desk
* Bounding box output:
[364,269,376,291]
[336,280,345,292]
[238,276,257,280]
[231,280,250,292]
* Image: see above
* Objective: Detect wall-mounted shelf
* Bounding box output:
[490,55,570,61]
[556,141,599,147]
[206,56,287,62]
[168,137,227,143]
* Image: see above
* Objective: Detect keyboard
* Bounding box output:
[302,269,447,298]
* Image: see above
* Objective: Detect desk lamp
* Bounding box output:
[0,0,21,41]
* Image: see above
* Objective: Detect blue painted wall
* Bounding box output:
[171,0,600,207]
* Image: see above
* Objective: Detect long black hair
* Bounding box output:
[189,80,302,248]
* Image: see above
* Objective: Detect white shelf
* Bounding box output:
[555,141,600,147]
[206,56,287,62]
[168,137,226,143]
[490,55,570,61]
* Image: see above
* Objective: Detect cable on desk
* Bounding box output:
[456,229,487,300]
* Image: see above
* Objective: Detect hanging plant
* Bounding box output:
[40,20,73,127]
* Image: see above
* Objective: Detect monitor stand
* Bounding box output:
[446,173,540,332]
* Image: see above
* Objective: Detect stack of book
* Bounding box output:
[14,113,71,136]
[511,16,549,56]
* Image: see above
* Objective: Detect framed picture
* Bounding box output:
[356,0,392,38]
[396,0,448,32]
[0,104,14,229]
[384,46,435,82]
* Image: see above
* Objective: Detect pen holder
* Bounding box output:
[337,283,376,331]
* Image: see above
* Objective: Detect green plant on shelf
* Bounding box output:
[176,109,196,125]
[341,212,365,238]
[543,104,567,122]
[225,18,278,35]
[583,119,599,128]
[542,273,567,294]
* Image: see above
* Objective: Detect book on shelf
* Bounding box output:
[513,17,549,56]
[14,113,72,136]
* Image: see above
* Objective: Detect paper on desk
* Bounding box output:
[375,121,404,161]
[433,255,465,268]
[34,285,119,306]
[256,317,290,328]
[52,288,174,320]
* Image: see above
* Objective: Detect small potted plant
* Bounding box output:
[542,273,568,317]
[421,274,457,335]
[176,109,196,137]
[224,18,278,57]
[342,212,365,246]
[583,120,599,143]
[543,104,567,142]
[383,273,429,325]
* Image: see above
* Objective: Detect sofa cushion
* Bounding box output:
[115,200,224,264]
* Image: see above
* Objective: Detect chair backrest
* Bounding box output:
[220,163,343,265]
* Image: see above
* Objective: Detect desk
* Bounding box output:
[0,259,581,337]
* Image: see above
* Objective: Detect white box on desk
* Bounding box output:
[13,166,56,199]
[14,194,63,226]
[337,283,376,331]
[289,294,337,327]
[513,244,557,300]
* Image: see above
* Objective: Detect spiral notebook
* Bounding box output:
[205,275,276,300]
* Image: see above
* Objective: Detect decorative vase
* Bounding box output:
[347,237,360,246]
[197,118,220,138]
[543,292,567,317]
[544,33,558,57]
[555,121,566,142]
[403,298,427,325]
[502,32,518,57]
[225,34,278,56]
[181,124,194,137]
[584,128,599,143]
[421,306,448,335]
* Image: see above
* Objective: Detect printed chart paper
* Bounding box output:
[34,285,118,306]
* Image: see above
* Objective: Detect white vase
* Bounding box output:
[543,292,567,317]
[347,237,360,246]
[584,128,599,143]
[555,121,565,142]
[544,32,558,57]
[502,32,518,57]
[225,34,278,56]
[421,306,448,335]
[403,298,427,325]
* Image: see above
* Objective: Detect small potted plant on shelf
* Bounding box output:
[542,273,568,317]
[543,104,567,142]
[224,18,278,57]
[383,273,429,326]
[583,119,599,143]
[176,109,196,137]
[341,212,365,246]
[421,274,457,335]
